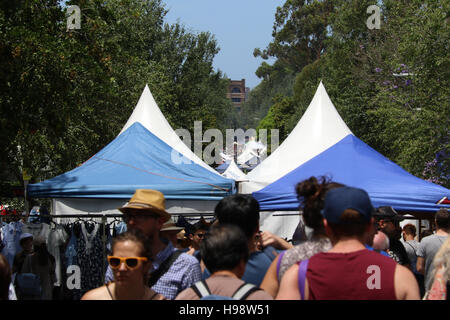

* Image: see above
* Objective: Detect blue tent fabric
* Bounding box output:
[28,122,235,200]
[215,161,230,174]
[253,134,449,212]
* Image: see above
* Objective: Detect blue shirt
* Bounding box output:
[365,244,391,258]
[202,246,278,286]
[105,240,201,299]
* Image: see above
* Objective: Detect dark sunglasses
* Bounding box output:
[195,233,206,239]
[122,213,159,223]
[107,256,148,270]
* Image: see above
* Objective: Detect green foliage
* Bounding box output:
[238,60,296,130]
[249,0,448,187]
[255,0,334,72]
[0,0,236,191]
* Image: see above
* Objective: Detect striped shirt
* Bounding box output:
[105,241,201,299]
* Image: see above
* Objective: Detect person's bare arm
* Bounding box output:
[275,264,301,300]
[260,255,281,298]
[394,264,421,300]
[416,256,425,275]
[260,231,293,250]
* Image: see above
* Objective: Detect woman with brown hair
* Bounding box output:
[81,229,165,300]
[260,176,344,298]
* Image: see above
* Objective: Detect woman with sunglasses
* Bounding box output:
[81,229,165,300]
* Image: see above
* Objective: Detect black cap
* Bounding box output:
[373,206,404,221]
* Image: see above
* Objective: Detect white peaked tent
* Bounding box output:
[41,85,235,218]
[240,81,352,194]
[120,84,220,176]
[240,81,353,239]
[221,159,247,181]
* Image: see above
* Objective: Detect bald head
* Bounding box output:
[372,231,389,252]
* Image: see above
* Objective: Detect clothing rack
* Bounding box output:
[41,212,217,283]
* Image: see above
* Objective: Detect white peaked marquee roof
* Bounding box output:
[221,159,247,181]
[119,84,220,175]
[240,81,353,193]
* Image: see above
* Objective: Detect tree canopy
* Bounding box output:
[0,0,237,192]
[245,0,449,187]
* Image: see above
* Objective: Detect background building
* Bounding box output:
[227,79,249,111]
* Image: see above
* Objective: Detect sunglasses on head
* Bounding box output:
[107,256,148,270]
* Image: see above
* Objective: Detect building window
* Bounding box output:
[232,98,241,103]
[232,87,241,93]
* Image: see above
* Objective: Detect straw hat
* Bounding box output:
[161,217,184,232]
[118,189,171,223]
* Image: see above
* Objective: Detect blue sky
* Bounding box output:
[161,0,284,89]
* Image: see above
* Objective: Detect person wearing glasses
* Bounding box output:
[373,206,411,268]
[187,222,209,262]
[103,189,202,299]
[82,229,165,300]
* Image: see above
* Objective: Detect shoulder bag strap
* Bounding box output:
[191,280,211,298]
[148,250,182,287]
[405,241,417,255]
[297,259,309,300]
[232,283,261,300]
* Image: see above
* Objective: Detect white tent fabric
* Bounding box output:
[52,198,218,224]
[221,159,247,181]
[239,81,352,240]
[240,81,352,194]
[120,84,220,175]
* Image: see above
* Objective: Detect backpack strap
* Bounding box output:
[232,283,261,300]
[191,280,211,299]
[297,259,309,300]
[148,250,182,287]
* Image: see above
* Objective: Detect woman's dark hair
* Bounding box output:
[200,224,249,274]
[296,176,345,234]
[0,254,11,300]
[112,229,153,261]
[214,194,260,239]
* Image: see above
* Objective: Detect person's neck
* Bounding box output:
[404,235,415,241]
[211,270,239,279]
[248,239,258,254]
[152,236,167,257]
[436,228,449,236]
[114,282,147,300]
[328,238,366,253]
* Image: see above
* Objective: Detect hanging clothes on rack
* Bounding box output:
[63,222,80,300]
[22,221,51,245]
[114,221,127,236]
[47,222,69,290]
[0,219,24,267]
[76,220,104,297]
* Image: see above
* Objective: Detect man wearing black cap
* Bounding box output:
[276,187,419,300]
[374,206,411,268]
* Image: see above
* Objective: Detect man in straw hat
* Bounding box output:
[160,217,185,248]
[105,189,201,299]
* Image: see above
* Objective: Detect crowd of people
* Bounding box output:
[0,177,449,300]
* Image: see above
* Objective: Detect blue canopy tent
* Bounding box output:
[253,134,449,213]
[28,123,235,215]
[215,161,231,174]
